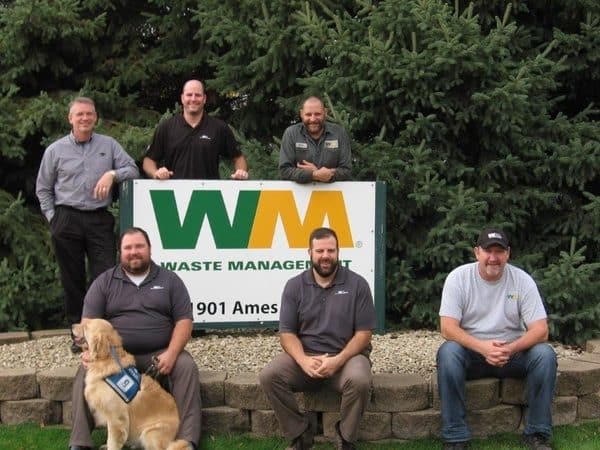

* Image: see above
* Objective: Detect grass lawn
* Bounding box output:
[0,420,598,449]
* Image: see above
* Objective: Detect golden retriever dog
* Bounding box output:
[72,319,190,450]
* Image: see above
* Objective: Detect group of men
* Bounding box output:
[36,81,350,354]
[35,81,557,450]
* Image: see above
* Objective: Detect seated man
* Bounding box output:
[260,227,376,450]
[437,228,557,450]
[68,227,200,450]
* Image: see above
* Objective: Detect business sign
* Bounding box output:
[122,180,386,330]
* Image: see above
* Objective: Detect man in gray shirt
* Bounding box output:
[437,228,557,450]
[279,96,352,183]
[260,227,375,450]
[68,227,200,450]
[36,97,138,351]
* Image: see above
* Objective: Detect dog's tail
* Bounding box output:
[167,439,192,450]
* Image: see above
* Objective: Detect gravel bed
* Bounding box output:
[0,329,582,381]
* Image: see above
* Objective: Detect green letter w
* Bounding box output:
[150,190,260,249]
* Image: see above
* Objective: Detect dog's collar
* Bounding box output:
[104,345,141,403]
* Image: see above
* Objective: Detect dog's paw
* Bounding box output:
[99,445,108,450]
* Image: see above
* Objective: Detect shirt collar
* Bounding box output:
[180,112,206,129]
[300,121,332,141]
[113,261,159,285]
[69,132,94,145]
[302,264,347,288]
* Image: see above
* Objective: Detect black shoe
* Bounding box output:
[70,341,82,354]
[522,433,553,450]
[69,446,91,450]
[286,421,314,450]
[334,421,356,450]
[443,442,470,450]
[70,328,83,354]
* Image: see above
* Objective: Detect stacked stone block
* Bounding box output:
[0,339,599,443]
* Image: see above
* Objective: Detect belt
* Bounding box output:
[57,205,108,213]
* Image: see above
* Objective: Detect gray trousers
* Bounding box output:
[69,349,201,448]
[259,352,372,443]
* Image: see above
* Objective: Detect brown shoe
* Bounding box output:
[334,421,356,450]
[285,421,314,450]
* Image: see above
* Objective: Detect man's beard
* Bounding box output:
[123,258,150,275]
[312,258,338,278]
[307,122,324,134]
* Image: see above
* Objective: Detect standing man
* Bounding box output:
[142,79,249,180]
[437,228,557,450]
[279,96,352,183]
[36,97,139,352]
[68,227,201,450]
[260,227,375,450]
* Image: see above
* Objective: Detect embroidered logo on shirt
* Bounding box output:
[334,290,349,295]
[199,135,212,140]
[324,140,339,149]
[150,285,165,290]
[507,293,521,301]
[295,142,308,149]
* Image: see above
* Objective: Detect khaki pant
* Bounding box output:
[69,350,201,448]
[259,352,372,443]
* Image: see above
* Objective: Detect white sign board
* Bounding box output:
[131,180,379,325]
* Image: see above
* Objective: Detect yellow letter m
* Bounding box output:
[248,190,353,248]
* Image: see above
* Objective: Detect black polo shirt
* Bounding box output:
[146,113,241,179]
[278,266,376,355]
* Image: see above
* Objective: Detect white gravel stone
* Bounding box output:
[0,329,582,381]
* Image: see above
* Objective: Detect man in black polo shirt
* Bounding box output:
[259,227,376,450]
[142,79,249,180]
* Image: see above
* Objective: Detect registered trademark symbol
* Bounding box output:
[355,241,363,248]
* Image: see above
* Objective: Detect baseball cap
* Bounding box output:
[476,228,509,249]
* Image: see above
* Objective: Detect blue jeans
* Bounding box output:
[436,340,557,443]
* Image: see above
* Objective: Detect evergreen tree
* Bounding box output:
[0,0,597,342]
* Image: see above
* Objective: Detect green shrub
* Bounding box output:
[0,191,63,331]
[535,238,600,346]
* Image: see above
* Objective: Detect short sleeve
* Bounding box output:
[439,269,464,320]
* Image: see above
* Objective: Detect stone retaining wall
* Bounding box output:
[1,337,599,443]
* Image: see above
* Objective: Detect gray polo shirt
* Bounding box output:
[36,132,139,221]
[279,122,352,183]
[82,261,192,354]
[279,266,376,355]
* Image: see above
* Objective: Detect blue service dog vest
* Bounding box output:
[104,346,141,403]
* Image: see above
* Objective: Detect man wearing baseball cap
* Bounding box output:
[436,228,557,450]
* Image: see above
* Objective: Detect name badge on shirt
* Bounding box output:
[295,142,308,149]
[324,140,339,149]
